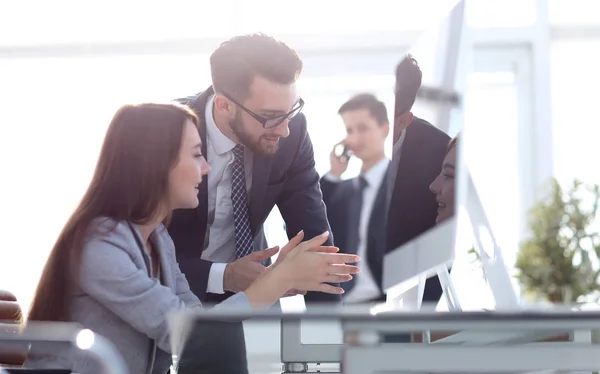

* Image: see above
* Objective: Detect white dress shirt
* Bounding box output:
[202,94,253,294]
[324,157,391,303]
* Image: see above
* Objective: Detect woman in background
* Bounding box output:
[430,134,458,224]
[24,103,359,374]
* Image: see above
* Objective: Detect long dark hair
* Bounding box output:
[27,103,199,322]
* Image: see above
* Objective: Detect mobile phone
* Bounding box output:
[334,144,351,159]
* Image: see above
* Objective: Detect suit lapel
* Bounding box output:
[249,153,271,234]
[391,122,419,211]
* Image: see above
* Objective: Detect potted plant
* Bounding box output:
[515,178,600,304]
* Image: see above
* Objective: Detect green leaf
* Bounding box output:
[515,177,600,303]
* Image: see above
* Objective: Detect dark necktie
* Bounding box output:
[231,144,254,258]
[343,176,368,293]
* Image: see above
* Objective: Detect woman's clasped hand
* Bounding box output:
[269,230,360,295]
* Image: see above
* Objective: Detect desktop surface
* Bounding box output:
[177,305,600,323]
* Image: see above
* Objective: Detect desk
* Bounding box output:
[0,322,127,374]
[342,311,596,374]
[181,308,600,374]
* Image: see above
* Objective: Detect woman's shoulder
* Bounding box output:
[77,218,145,280]
[86,216,130,235]
[83,217,138,249]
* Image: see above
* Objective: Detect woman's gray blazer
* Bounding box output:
[24,217,251,374]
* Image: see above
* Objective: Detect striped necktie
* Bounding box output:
[231,144,254,258]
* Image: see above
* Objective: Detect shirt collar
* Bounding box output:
[392,129,407,156]
[360,157,390,188]
[205,94,236,155]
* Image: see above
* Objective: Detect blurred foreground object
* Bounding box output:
[0,322,127,374]
[0,290,25,367]
[516,178,600,304]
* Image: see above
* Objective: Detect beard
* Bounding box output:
[230,111,279,156]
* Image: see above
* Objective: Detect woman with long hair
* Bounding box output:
[24,103,359,374]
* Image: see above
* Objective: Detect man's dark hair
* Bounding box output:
[210,33,303,99]
[338,93,389,125]
[394,53,423,116]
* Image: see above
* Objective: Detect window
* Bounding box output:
[548,0,600,25]
[464,71,520,264]
[235,0,458,37]
[466,0,537,28]
[461,48,534,301]
[0,1,236,46]
[550,40,600,187]
[297,52,408,80]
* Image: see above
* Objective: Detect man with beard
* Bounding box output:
[168,33,339,373]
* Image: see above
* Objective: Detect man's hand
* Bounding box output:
[223,246,279,293]
[329,141,349,177]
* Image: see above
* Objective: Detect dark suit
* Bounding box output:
[319,171,389,303]
[387,116,450,303]
[167,87,339,373]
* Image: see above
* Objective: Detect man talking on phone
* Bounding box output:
[319,93,390,304]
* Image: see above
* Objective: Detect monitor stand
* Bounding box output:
[462,169,519,310]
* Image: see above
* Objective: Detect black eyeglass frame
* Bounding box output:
[221,92,305,129]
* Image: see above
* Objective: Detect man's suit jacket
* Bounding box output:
[319,172,389,302]
[167,87,339,304]
[387,116,451,303]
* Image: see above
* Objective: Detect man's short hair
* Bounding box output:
[394,54,423,116]
[338,93,389,126]
[210,33,303,100]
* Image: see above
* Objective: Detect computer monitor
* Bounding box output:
[275,0,471,366]
[382,0,519,313]
[382,0,467,309]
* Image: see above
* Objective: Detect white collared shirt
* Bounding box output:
[323,157,391,303]
[202,94,253,294]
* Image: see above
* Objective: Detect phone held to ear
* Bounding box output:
[334,144,351,160]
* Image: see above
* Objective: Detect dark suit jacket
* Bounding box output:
[167,87,340,304]
[320,171,389,302]
[387,116,450,303]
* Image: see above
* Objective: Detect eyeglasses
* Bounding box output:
[222,92,305,129]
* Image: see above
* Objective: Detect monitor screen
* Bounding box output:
[383,0,466,307]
